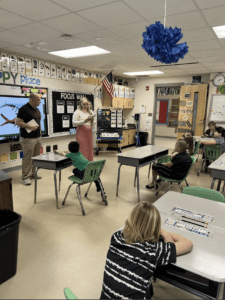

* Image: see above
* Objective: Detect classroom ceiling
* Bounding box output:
[0,0,225,78]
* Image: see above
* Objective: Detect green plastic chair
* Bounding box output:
[182,186,225,203]
[198,145,221,176]
[64,288,77,299]
[155,156,196,196]
[62,159,107,215]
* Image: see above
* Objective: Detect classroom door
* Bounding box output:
[177,84,208,139]
[159,100,168,124]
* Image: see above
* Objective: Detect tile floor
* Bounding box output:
[0,138,219,299]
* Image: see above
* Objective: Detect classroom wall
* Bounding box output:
[126,74,210,144]
[0,75,105,171]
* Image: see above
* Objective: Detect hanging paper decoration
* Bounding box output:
[142,21,188,64]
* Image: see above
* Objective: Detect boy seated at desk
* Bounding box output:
[146,140,192,189]
[54,141,105,194]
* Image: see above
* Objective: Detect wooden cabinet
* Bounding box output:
[0,170,13,210]
[112,98,134,108]
[121,129,136,147]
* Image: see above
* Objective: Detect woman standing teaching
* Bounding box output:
[72,97,95,161]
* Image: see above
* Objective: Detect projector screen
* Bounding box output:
[0,95,48,143]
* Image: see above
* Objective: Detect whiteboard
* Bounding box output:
[209,94,225,122]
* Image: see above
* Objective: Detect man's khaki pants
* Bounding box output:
[20,137,42,180]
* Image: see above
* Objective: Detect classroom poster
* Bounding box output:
[51,64,56,78]
[0,153,8,165]
[76,69,80,82]
[111,109,116,128]
[25,58,32,75]
[32,59,38,76]
[10,54,17,73]
[57,100,65,114]
[45,62,50,78]
[10,152,17,163]
[57,65,61,79]
[67,67,72,81]
[117,110,123,128]
[67,101,74,113]
[18,56,25,74]
[62,66,66,80]
[62,115,70,128]
[80,70,84,83]
[39,61,45,77]
[71,68,76,81]
[1,53,9,71]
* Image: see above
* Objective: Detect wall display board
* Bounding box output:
[209,94,225,123]
[50,89,94,137]
[0,84,49,144]
[97,108,123,134]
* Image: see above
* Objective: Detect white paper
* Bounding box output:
[67,101,74,113]
[57,100,65,114]
[51,64,56,78]
[25,119,39,133]
[210,95,225,122]
[62,66,66,80]
[32,59,38,75]
[39,61,44,77]
[62,116,70,128]
[1,53,9,71]
[10,54,17,73]
[57,65,61,79]
[140,105,146,114]
[67,67,72,80]
[45,62,50,78]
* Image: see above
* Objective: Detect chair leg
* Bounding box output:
[164,182,172,194]
[155,180,166,196]
[178,183,183,192]
[62,182,74,205]
[98,178,108,205]
[85,182,92,198]
[148,163,151,179]
[76,185,85,216]
[185,179,189,187]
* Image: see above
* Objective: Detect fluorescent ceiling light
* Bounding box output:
[49,46,110,58]
[123,71,164,75]
[213,25,225,38]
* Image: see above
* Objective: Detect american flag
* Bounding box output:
[102,71,113,99]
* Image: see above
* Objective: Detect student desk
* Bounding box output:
[116,145,169,202]
[31,153,73,209]
[209,153,225,191]
[118,191,225,299]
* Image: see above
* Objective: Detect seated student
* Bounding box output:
[203,121,223,137]
[146,140,192,189]
[201,128,225,154]
[100,201,193,299]
[54,141,105,194]
[182,131,195,156]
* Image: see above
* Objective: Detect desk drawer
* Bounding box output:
[210,169,225,180]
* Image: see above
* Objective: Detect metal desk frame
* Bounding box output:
[116,145,169,202]
[209,153,225,192]
[32,153,73,209]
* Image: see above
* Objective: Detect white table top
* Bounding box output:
[116,145,169,159]
[209,153,225,171]
[31,152,68,162]
[194,136,214,142]
[118,191,225,282]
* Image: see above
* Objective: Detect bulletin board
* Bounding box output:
[209,94,225,123]
[50,89,94,137]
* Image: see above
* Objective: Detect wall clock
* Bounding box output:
[213,74,225,86]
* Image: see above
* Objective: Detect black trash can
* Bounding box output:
[139,132,148,146]
[0,209,22,285]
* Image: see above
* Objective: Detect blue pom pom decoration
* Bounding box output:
[142,21,188,64]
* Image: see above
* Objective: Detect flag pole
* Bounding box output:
[91,69,114,95]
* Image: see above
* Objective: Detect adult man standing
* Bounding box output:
[16,93,42,185]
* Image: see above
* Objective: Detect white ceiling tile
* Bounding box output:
[44,37,91,49]
[124,0,197,19]
[0,30,41,45]
[11,23,62,40]
[0,41,14,48]
[202,6,225,27]
[41,13,100,35]
[51,0,116,11]
[0,8,32,29]
[182,28,216,43]
[195,0,225,9]
[75,29,118,43]
[129,38,143,47]
[190,49,225,58]
[107,21,148,40]
[196,56,225,63]
[0,0,70,21]
[188,40,221,51]
[102,41,139,52]
[77,2,144,27]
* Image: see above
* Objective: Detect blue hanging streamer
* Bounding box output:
[142,21,188,64]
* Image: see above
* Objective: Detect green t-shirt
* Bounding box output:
[66,151,89,171]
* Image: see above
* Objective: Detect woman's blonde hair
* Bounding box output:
[123,202,161,244]
[78,97,92,115]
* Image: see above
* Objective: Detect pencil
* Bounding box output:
[180,219,207,228]
[181,215,208,225]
